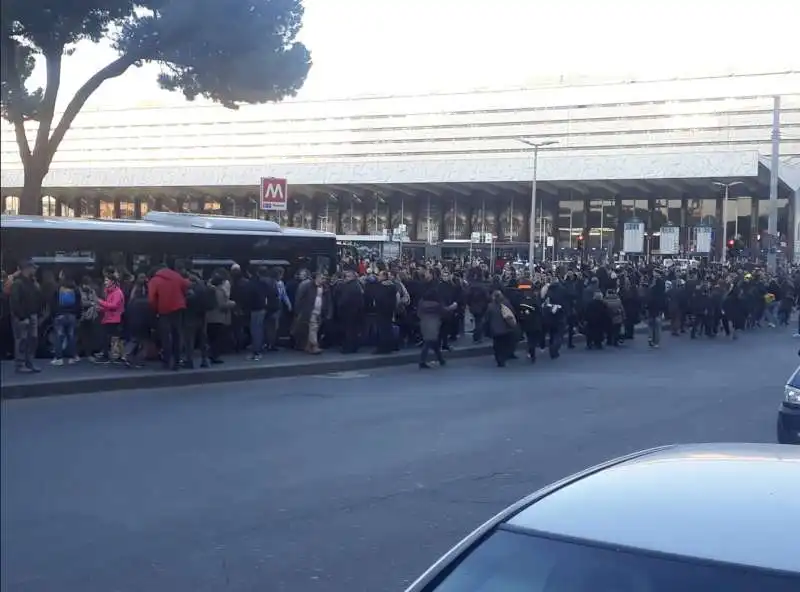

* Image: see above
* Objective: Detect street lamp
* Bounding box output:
[713,180,743,265]
[519,138,558,266]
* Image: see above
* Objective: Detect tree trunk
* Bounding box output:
[19,164,46,215]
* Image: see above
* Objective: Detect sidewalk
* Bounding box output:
[0,341,496,399]
[1,323,660,399]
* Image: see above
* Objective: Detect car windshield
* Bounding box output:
[787,365,800,389]
[427,529,799,592]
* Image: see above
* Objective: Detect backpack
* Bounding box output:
[264,279,280,314]
[58,287,76,308]
[187,282,217,313]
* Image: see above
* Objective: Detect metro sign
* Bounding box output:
[260,177,288,211]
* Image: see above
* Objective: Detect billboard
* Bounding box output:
[693,226,713,253]
[260,177,288,211]
[659,225,680,255]
[623,221,645,253]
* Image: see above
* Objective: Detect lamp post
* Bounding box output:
[713,180,743,265]
[519,138,558,266]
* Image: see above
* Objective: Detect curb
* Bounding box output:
[0,344,497,400]
[1,324,660,400]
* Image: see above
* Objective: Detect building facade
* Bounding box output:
[2,70,799,258]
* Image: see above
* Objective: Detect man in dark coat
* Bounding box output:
[334,268,365,353]
[584,291,610,350]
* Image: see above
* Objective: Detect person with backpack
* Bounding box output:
[124,273,154,368]
[182,272,215,368]
[264,268,284,352]
[148,261,190,371]
[246,267,279,361]
[51,271,82,366]
[206,271,237,363]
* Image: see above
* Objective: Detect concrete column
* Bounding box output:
[134,198,143,219]
[329,201,338,235]
[680,196,688,255]
[410,199,419,242]
[715,196,724,259]
[437,197,447,242]
[751,197,759,248]
[54,198,63,217]
[113,198,121,219]
[582,197,592,245]
[613,197,623,253]
[793,189,800,262]
[310,198,320,230]
[92,197,101,218]
[493,196,506,242]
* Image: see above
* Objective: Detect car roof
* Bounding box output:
[507,443,800,573]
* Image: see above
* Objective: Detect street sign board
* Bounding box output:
[260,177,288,211]
[623,221,644,253]
[693,226,713,253]
[659,225,680,255]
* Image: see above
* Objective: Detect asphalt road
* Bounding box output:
[2,327,795,592]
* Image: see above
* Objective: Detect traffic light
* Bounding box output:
[727,238,744,259]
[577,234,584,249]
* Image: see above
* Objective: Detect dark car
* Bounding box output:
[405,444,800,592]
[778,365,800,444]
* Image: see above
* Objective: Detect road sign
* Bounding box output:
[260,177,288,211]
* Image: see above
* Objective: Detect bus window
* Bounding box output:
[132,254,165,274]
[317,255,332,276]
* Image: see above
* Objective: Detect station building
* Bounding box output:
[2,69,800,259]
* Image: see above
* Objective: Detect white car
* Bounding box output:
[406,444,799,592]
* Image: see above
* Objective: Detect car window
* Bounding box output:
[426,529,799,592]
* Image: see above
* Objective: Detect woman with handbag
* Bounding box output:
[485,290,518,367]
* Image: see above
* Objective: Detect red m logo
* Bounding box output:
[260,177,288,210]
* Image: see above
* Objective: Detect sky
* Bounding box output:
[22,0,800,109]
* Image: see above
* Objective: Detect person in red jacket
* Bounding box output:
[148,263,190,370]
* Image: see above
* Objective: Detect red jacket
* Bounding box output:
[148,268,190,315]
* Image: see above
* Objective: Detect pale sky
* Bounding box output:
[25,0,800,108]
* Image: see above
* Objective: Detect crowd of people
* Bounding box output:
[1,254,796,373]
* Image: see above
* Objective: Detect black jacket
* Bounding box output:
[334,278,365,318]
[10,276,42,320]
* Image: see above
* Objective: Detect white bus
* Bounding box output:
[0,212,338,279]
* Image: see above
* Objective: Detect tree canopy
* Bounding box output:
[1,0,312,214]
